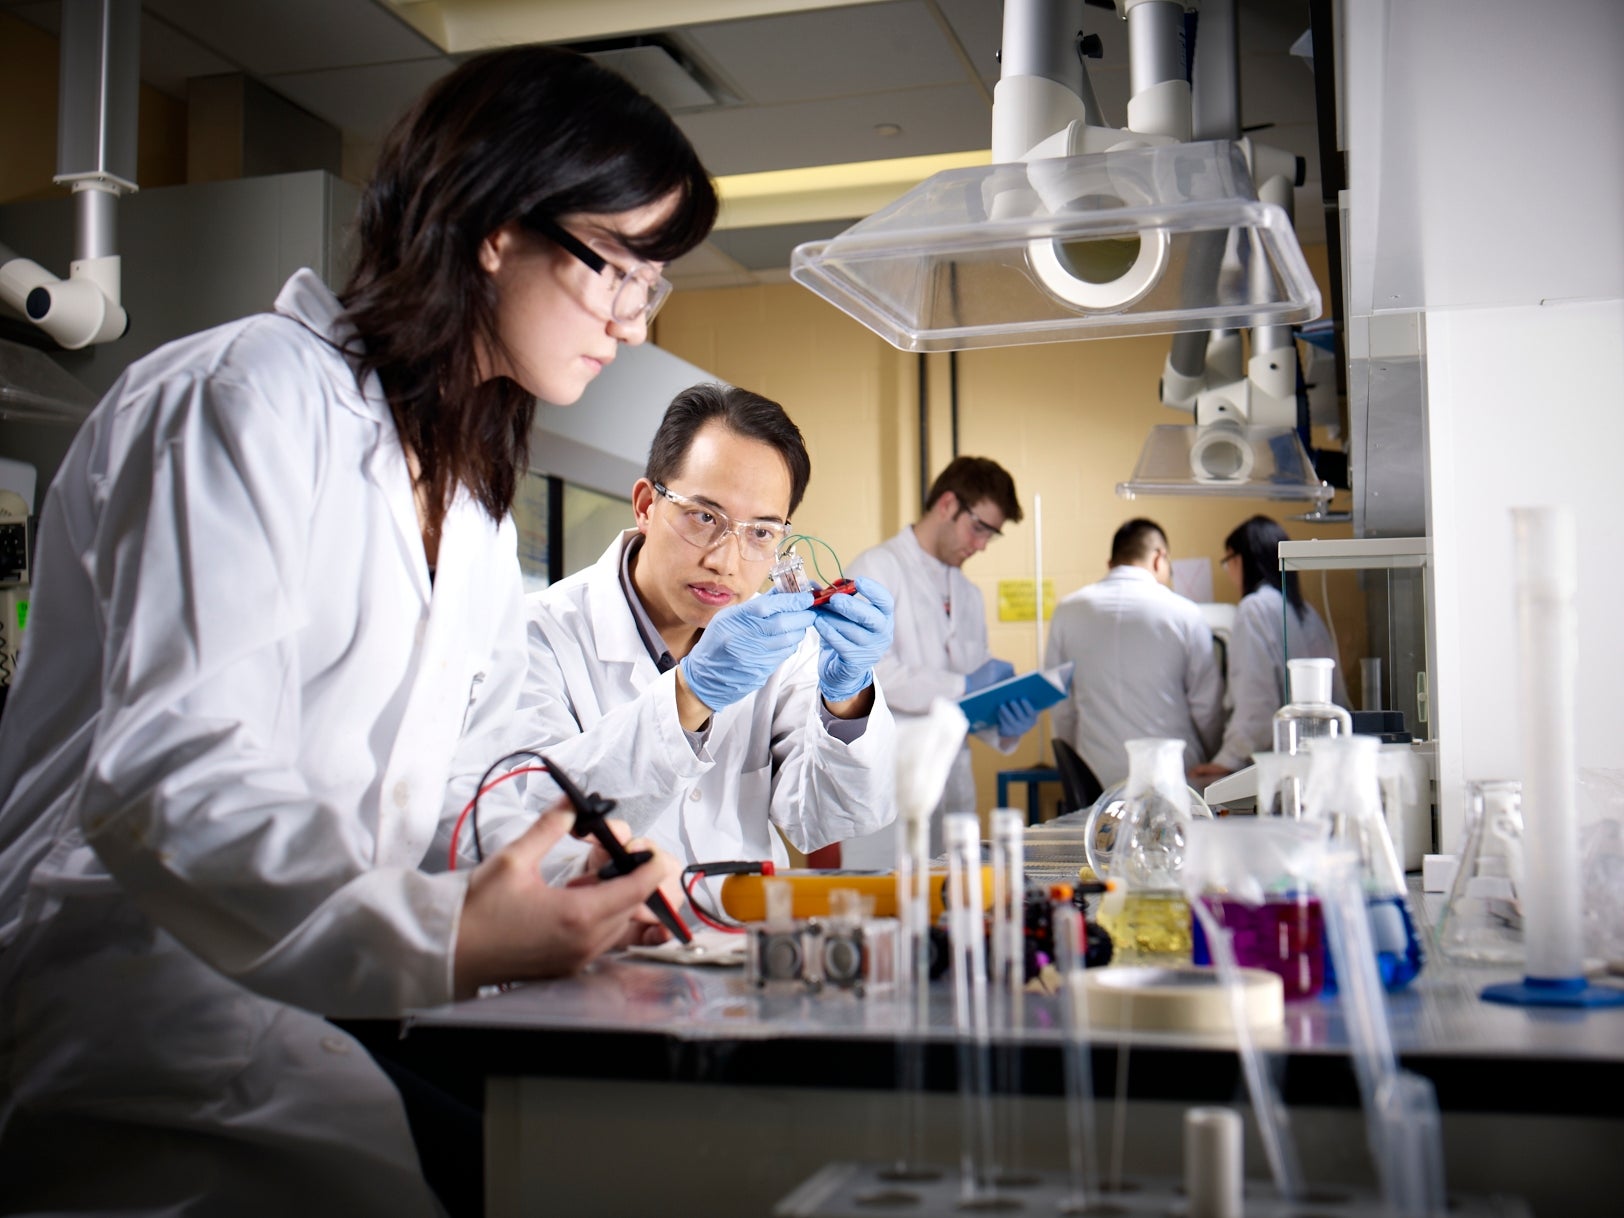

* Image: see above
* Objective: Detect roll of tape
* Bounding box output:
[1083,965,1284,1031]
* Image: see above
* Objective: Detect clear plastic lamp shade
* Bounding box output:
[790,141,1321,353]
[1117,423,1332,504]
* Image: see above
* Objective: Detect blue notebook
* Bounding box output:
[957,662,1073,734]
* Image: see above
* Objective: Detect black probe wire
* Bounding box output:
[466,749,548,864]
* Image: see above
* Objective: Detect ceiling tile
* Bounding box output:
[677,83,992,176]
[682,0,967,105]
[143,0,438,76]
[268,58,454,143]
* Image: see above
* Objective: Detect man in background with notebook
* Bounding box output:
[1045,517,1224,788]
[839,456,1038,865]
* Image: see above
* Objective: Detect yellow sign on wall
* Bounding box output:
[997,579,1055,622]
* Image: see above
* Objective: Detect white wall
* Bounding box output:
[1427,302,1624,847]
[528,340,721,499]
[1341,0,1624,849]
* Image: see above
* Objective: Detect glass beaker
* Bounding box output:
[1436,780,1525,965]
[1185,818,1329,1001]
[1092,738,1213,961]
[1301,735,1425,992]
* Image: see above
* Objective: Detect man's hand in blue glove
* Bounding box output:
[679,591,816,714]
[996,696,1040,740]
[965,656,1015,694]
[812,576,895,710]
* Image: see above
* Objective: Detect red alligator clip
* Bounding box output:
[811,577,857,608]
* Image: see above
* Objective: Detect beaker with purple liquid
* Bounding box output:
[1192,893,1326,1001]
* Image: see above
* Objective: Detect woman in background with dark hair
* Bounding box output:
[0,46,716,1214]
[1192,514,1349,781]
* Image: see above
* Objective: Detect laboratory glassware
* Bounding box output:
[1083,775,1211,884]
[1093,737,1212,961]
[945,812,995,1202]
[1185,817,1328,1002]
[1272,657,1352,818]
[1482,506,1624,1008]
[1436,780,1526,966]
[1300,735,1424,992]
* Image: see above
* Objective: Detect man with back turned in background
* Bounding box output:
[1045,517,1223,789]
[839,456,1038,865]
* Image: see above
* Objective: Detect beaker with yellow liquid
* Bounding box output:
[1097,738,1212,962]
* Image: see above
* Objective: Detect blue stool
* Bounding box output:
[995,766,1063,825]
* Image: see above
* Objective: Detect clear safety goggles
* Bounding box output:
[529,215,673,325]
[652,482,789,561]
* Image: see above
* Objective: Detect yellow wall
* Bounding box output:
[0,11,188,204]
[656,243,1361,824]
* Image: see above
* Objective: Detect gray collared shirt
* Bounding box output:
[617,532,867,745]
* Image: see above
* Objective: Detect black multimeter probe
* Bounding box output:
[539,755,693,944]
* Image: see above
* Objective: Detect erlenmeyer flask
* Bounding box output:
[1301,735,1425,992]
[1436,780,1525,965]
[1252,750,1312,819]
[1093,738,1213,961]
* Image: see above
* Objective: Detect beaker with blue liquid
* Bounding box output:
[1300,735,1425,992]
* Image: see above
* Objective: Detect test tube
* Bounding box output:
[988,808,1025,1185]
[887,788,937,1179]
[945,812,993,1201]
[1051,885,1099,1212]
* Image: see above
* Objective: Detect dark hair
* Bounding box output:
[924,456,1023,524]
[1224,514,1305,614]
[341,46,719,526]
[1111,517,1167,567]
[645,383,812,516]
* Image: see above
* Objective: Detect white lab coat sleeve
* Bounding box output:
[847,545,967,714]
[1045,610,1078,752]
[517,619,709,838]
[764,638,898,853]
[76,373,465,1018]
[1211,594,1281,770]
[430,542,541,873]
[1185,617,1226,761]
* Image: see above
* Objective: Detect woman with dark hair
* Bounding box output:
[1192,514,1349,781]
[0,46,717,1214]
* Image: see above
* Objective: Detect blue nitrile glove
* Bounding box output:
[812,576,895,702]
[679,590,817,712]
[997,696,1039,739]
[965,657,1015,694]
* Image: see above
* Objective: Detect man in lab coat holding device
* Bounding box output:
[840,456,1038,866]
[521,383,898,887]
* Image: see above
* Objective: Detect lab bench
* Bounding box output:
[343,940,1624,1218]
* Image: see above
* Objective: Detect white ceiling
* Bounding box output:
[4,0,1325,289]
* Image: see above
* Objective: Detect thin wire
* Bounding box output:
[451,751,548,870]
[778,533,845,585]
[683,869,745,933]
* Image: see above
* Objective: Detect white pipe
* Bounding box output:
[1033,490,1045,667]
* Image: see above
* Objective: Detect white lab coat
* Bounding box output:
[840,527,1015,864]
[519,531,897,876]
[1044,565,1225,788]
[0,270,539,1214]
[1211,583,1350,770]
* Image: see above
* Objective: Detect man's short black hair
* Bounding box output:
[1110,518,1167,567]
[645,383,812,515]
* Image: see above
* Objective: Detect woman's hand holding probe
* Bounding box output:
[452,801,678,998]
